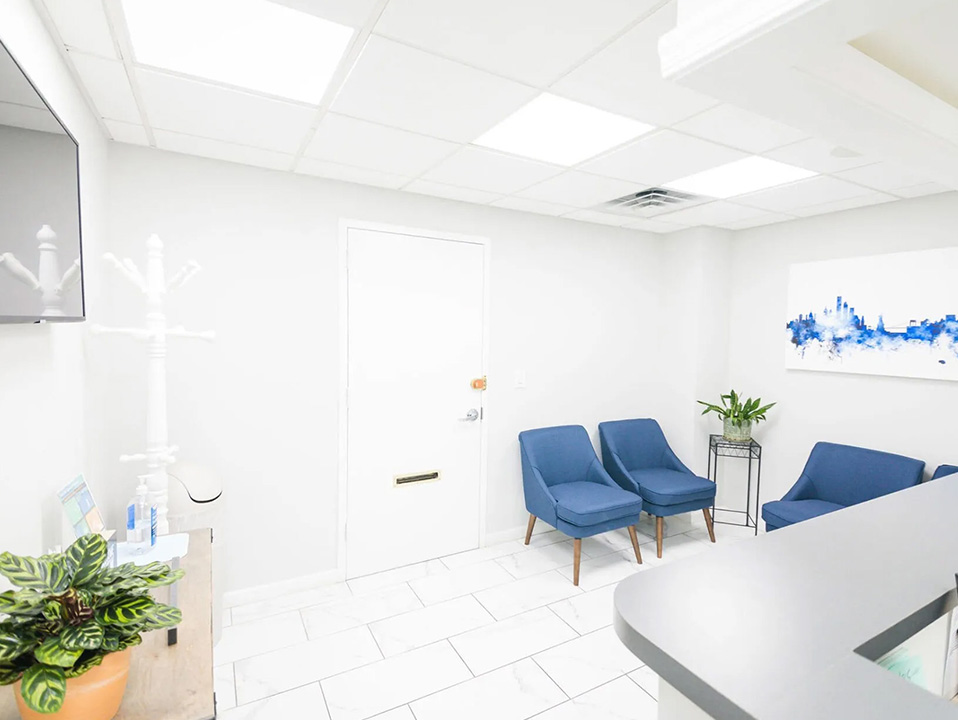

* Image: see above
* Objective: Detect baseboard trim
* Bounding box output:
[223,567,346,608]
[483,522,552,547]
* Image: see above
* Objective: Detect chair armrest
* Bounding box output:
[586,458,620,489]
[520,446,558,525]
[782,473,817,502]
[663,445,694,475]
[603,451,639,493]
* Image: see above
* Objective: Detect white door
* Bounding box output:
[345,226,486,578]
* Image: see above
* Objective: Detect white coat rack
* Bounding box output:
[0,225,81,317]
[93,234,214,535]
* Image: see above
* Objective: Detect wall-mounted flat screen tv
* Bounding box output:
[0,38,83,323]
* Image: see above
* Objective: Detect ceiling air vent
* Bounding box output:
[596,187,702,218]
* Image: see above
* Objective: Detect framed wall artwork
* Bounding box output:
[786,248,958,381]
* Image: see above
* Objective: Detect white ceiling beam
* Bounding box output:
[101,0,156,146]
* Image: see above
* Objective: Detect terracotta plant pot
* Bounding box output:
[14,649,132,720]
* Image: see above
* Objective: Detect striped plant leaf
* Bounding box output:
[100,633,121,652]
[117,634,142,651]
[95,596,156,626]
[19,664,66,714]
[0,633,28,662]
[0,590,44,617]
[59,621,104,651]
[65,651,104,679]
[33,637,82,668]
[142,604,182,629]
[0,664,23,686]
[65,534,108,587]
[0,553,70,594]
[41,600,64,623]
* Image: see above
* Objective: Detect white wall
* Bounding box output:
[100,145,669,593]
[727,191,958,508]
[0,0,108,558]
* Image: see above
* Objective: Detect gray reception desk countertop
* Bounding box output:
[614,475,958,719]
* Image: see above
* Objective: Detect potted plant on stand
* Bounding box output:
[698,389,775,442]
[0,534,183,719]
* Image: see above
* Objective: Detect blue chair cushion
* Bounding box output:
[932,465,958,480]
[628,468,716,507]
[550,482,643,527]
[762,499,844,528]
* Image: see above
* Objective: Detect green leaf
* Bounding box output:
[0,590,44,617]
[59,621,104,651]
[100,634,121,652]
[0,553,70,594]
[20,664,66,714]
[33,637,82,668]
[64,652,104,679]
[95,596,156,626]
[65,534,108,587]
[0,634,29,662]
[142,604,182,629]
[41,600,64,623]
[0,664,23,686]
[117,634,142,651]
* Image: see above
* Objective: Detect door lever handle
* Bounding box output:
[459,408,480,422]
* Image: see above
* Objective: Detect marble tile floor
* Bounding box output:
[216,520,756,719]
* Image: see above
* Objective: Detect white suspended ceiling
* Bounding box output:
[32,0,955,234]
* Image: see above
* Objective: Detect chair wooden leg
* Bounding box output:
[573,538,581,586]
[627,525,643,564]
[656,516,664,559]
[703,508,716,543]
[524,515,536,545]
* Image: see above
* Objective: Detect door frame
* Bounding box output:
[337,218,491,578]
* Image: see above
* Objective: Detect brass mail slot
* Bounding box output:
[394,470,441,487]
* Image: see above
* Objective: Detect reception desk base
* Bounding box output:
[660,681,717,720]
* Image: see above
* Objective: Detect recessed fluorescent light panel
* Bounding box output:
[121,0,354,104]
[474,94,654,166]
[665,156,817,198]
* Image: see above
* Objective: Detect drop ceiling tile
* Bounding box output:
[673,104,807,154]
[105,120,149,146]
[581,130,745,185]
[376,0,662,87]
[656,201,777,227]
[736,176,874,213]
[305,113,458,177]
[763,138,873,174]
[404,180,502,205]
[155,130,295,171]
[269,0,382,28]
[490,197,577,217]
[331,36,536,143]
[832,163,927,193]
[42,0,117,58]
[516,171,639,208]
[564,210,633,227]
[623,217,688,233]
[719,213,795,230]
[296,157,411,189]
[421,146,562,195]
[136,69,316,154]
[789,192,898,218]
[68,52,140,123]
[552,3,718,126]
[893,182,953,198]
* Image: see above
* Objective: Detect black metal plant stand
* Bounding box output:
[707,434,762,535]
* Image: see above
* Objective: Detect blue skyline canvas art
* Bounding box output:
[786,249,958,381]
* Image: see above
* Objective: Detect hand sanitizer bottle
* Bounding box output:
[127,477,155,555]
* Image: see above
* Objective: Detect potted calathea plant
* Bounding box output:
[698,389,775,442]
[0,533,183,719]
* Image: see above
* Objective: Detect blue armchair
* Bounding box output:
[519,425,644,585]
[932,465,958,480]
[598,419,717,559]
[762,442,925,531]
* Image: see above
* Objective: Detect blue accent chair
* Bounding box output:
[519,425,645,585]
[598,419,717,559]
[933,465,958,480]
[762,442,925,531]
